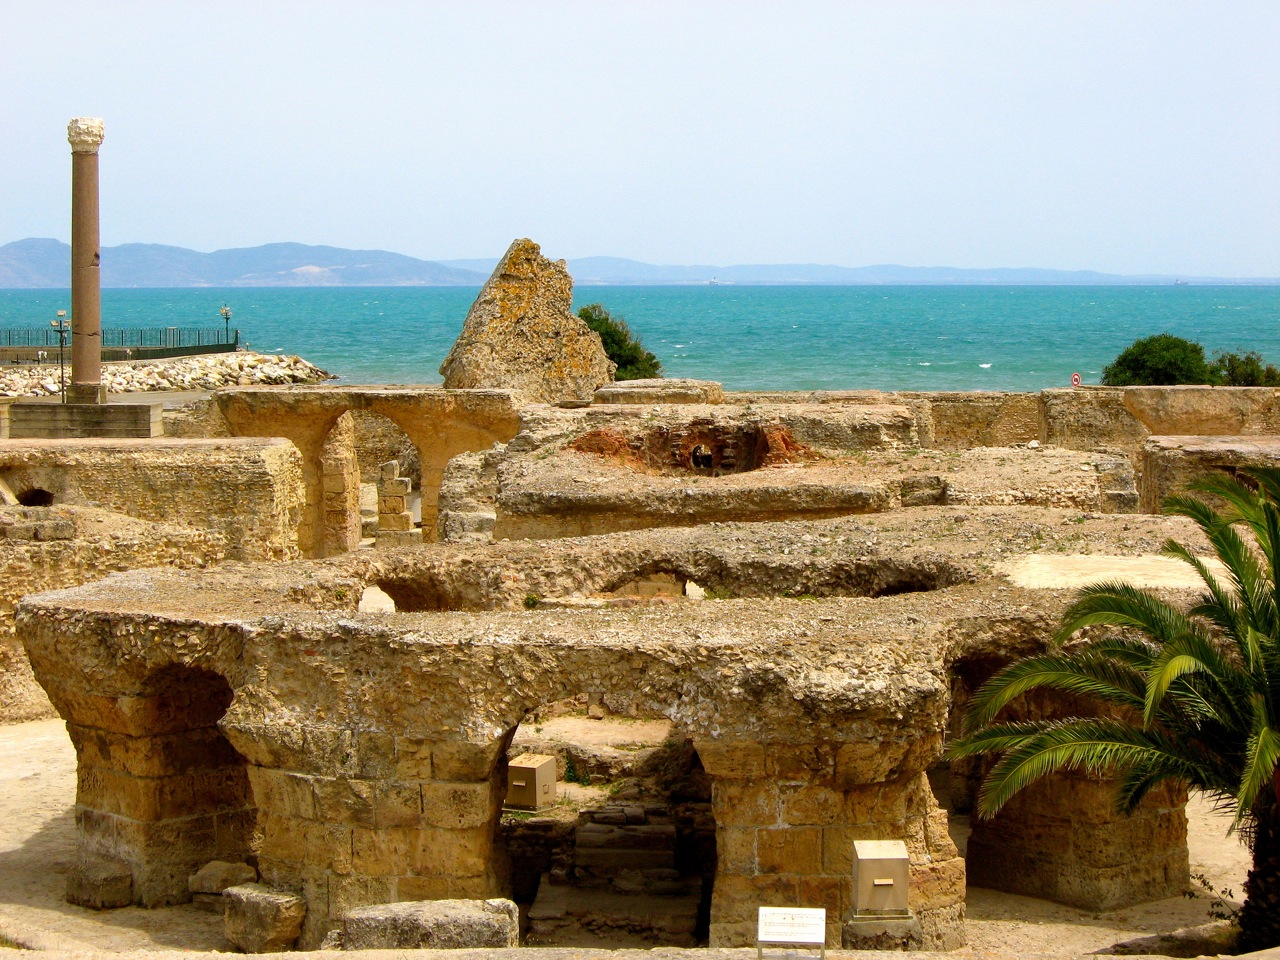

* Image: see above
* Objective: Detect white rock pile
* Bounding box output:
[0,352,331,398]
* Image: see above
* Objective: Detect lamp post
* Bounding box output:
[220,304,232,344]
[50,310,70,403]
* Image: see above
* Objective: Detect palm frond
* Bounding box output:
[1236,711,1280,819]
[974,719,1211,818]
[1055,581,1200,647]
[960,652,1146,734]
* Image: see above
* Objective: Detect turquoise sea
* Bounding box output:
[1,286,1277,392]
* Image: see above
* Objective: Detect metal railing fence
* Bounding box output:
[0,326,237,348]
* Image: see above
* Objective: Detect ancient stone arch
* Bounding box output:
[215,387,521,556]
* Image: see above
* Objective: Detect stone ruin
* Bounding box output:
[439,238,615,404]
[6,241,1280,951]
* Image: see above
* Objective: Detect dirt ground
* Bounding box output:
[0,716,1252,955]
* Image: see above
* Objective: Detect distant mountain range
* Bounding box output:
[2,238,1273,288]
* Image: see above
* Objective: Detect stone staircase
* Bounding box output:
[526,803,702,946]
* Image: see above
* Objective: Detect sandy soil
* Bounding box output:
[0,717,1252,955]
[998,554,1227,591]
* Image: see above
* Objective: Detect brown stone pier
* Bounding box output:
[67,117,106,405]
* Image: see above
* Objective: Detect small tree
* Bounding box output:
[1100,333,1211,386]
[577,303,662,380]
[1210,350,1280,387]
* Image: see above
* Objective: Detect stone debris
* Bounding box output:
[0,351,330,398]
[188,859,256,894]
[223,883,307,953]
[65,854,132,910]
[439,238,615,403]
[342,898,519,950]
[375,460,421,548]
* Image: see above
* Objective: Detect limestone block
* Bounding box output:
[439,238,615,403]
[694,740,768,779]
[1141,435,1280,513]
[379,511,414,532]
[428,739,507,781]
[756,826,824,874]
[379,461,399,483]
[378,495,406,514]
[66,854,133,909]
[189,860,256,894]
[224,883,307,953]
[342,897,519,950]
[376,529,423,549]
[843,915,924,950]
[593,378,725,405]
[383,476,412,496]
[711,780,779,826]
[420,781,495,829]
[192,892,225,913]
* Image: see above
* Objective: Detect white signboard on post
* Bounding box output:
[757,906,826,959]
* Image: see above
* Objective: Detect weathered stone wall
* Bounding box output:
[18,510,1205,947]
[0,438,303,561]
[728,386,1280,456]
[0,507,229,723]
[700,746,964,949]
[319,413,362,557]
[1044,386,1280,451]
[0,434,303,723]
[1140,435,1280,513]
[18,539,1001,949]
[966,773,1187,911]
[161,396,229,438]
[901,392,1042,450]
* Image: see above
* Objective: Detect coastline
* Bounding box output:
[4,285,1278,392]
[0,351,330,399]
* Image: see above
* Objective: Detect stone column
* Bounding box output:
[67,117,106,404]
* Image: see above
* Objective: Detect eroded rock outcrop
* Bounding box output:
[439,239,615,403]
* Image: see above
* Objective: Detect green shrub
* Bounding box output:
[1100,333,1210,385]
[577,303,662,380]
[1209,350,1280,386]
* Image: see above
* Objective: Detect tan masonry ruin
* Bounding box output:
[20,507,1213,950]
[7,371,1280,949]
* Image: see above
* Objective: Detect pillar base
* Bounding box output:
[8,402,162,439]
[65,384,107,404]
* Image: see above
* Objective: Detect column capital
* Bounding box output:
[67,117,105,154]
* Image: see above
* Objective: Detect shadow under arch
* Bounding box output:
[942,647,1190,912]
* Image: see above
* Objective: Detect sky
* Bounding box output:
[3,1,1278,276]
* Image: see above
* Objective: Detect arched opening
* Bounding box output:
[347,411,425,546]
[496,695,716,947]
[17,488,54,506]
[942,652,1190,913]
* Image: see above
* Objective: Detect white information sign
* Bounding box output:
[757,907,827,959]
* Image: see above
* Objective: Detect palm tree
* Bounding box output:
[948,468,1280,950]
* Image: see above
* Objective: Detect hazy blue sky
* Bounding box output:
[4,1,1277,275]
